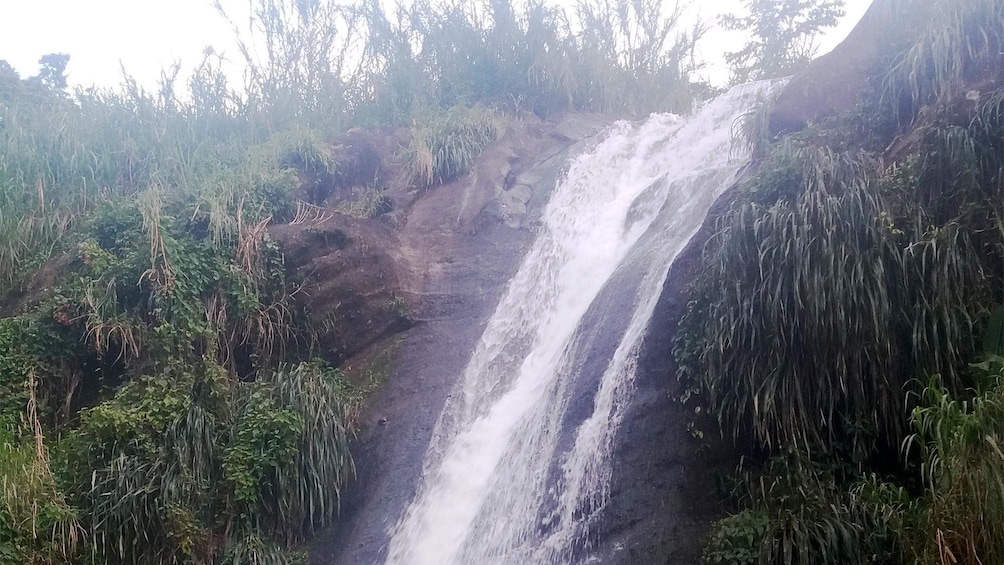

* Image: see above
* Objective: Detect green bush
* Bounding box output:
[703,509,770,565]
[0,422,83,563]
[684,3,1004,563]
[904,370,1004,565]
[681,100,1002,460]
[401,106,503,188]
[0,318,33,430]
[701,455,909,565]
[56,360,353,564]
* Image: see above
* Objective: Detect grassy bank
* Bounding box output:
[680,1,1004,563]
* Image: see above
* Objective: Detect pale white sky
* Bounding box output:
[0,0,873,91]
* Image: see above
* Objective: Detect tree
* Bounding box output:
[720,0,845,84]
[30,53,70,91]
[0,60,20,102]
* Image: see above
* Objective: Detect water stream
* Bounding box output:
[385,80,782,565]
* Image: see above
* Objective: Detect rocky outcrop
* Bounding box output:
[587,174,752,564]
[270,214,410,365]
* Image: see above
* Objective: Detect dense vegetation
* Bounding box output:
[678,0,1004,563]
[0,0,737,562]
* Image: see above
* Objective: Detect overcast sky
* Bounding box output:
[0,0,873,91]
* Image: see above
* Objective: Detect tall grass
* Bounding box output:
[401,106,503,188]
[0,0,711,291]
[72,361,353,563]
[883,0,1004,117]
[903,373,1004,565]
[683,59,1004,458]
[353,0,708,119]
[0,372,84,564]
[690,2,1004,561]
[248,363,354,544]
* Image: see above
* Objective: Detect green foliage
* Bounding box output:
[983,306,1004,357]
[750,456,907,564]
[730,81,791,162]
[903,371,1004,565]
[703,509,770,565]
[223,0,710,124]
[335,188,393,218]
[62,364,222,564]
[0,318,33,430]
[0,370,84,565]
[402,106,503,188]
[711,457,910,565]
[690,2,1004,563]
[0,433,84,564]
[224,388,302,505]
[704,369,1004,565]
[0,0,714,299]
[245,362,355,543]
[221,530,306,565]
[214,0,359,132]
[277,128,341,205]
[559,0,709,114]
[52,360,352,564]
[721,0,845,84]
[682,92,1004,458]
[0,37,381,560]
[883,0,1004,115]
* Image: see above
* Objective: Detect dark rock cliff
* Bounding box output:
[585,181,749,565]
[769,0,908,135]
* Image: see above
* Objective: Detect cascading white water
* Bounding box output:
[385,80,782,565]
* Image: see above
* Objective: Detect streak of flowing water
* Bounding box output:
[385,80,783,565]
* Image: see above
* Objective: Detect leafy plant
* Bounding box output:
[0,372,84,565]
[882,0,1004,116]
[702,509,770,565]
[686,2,1004,563]
[903,371,1004,565]
[55,360,353,564]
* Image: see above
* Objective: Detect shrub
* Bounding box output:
[401,106,503,188]
[702,454,909,565]
[0,317,33,430]
[59,360,353,563]
[904,370,1004,565]
[703,509,770,565]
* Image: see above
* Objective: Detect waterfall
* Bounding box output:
[385,80,781,565]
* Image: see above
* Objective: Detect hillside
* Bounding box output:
[681,1,1004,563]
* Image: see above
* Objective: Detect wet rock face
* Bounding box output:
[269,214,410,366]
[586,185,744,565]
